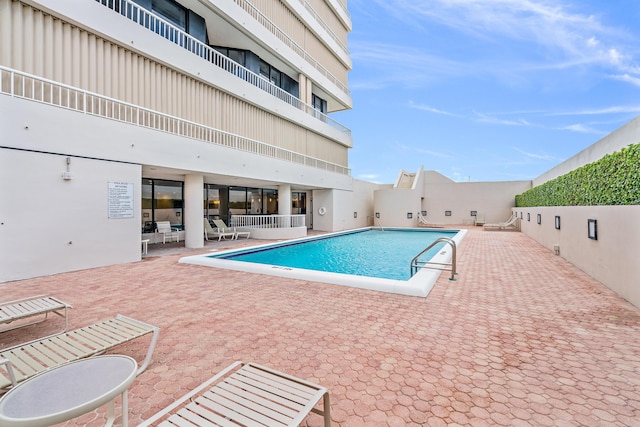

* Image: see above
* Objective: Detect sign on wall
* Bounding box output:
[108,181,134,218]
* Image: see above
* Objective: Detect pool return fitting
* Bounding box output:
[410,237,457,281]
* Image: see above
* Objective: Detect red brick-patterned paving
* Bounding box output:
[1,228,639,426]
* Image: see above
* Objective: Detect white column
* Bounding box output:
[278,184,291,216]
[184,174,204,249]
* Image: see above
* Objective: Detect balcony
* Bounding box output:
[95,0,351,136]
[0,66,351,176]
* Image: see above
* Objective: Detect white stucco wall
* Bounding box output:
[0,149,141,282]
[374,171,530,227]
[534,116,640,186]
[515,206,640,309]
[423,179,531,225]
[312,179,382,231]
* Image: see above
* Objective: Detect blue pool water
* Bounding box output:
[209,229,457,281]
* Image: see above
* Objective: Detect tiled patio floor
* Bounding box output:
[1,228,639,426]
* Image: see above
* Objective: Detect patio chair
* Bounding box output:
[483,213,518,231]
[138,361,331,427]
[204,218,235,241]
[0,295,71,337]
[156,221,179,243]
[213,219,250,240]
[0,314,160,390]
[474,214,486,226]
[417,212,444,228]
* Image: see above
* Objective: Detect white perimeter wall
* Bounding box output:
[0,149,141,282]
[516,206,640,309]
[374,171,531,227]
[534,116,640,186]
[312,179,381,231]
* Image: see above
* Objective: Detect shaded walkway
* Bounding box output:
[1,228,638,426]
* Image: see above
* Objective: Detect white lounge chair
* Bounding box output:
[417,212,445,228]
[156,221,179,243]
[0,314,159,390]
[474,214,486,226]
[213,219,250,239]
[138,361,331,427]
[483,213,518,231]
[0,295,71,337]
[204,218,235,241]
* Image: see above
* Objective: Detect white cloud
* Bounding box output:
[473,112,531,126]
[611,74,640,87]
[408,101,458,116]
[363,0,638,77]
[558,124,606,134]
[398,144,454,158]
[357,173,380,180]
[550,104,640,116]
[514,147,558,161]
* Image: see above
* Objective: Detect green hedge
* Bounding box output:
[515,143,640,207]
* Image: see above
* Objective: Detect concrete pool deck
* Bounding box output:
[1,227,638,426]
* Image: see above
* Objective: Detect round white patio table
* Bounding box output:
[0,355,137,427]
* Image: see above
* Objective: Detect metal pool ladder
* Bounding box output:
[410,237,457,280]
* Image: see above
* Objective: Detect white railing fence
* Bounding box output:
[0,66,351,176]
[231,215,306,229]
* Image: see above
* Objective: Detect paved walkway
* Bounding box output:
[1,228,639,426]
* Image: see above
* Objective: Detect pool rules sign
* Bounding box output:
[108,182,134,219]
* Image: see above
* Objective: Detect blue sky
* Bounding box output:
[333,0,640,183]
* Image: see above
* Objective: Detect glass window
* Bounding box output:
[141,178,183,232]
[205,187,220,218]
[247,188,262,214]
[228,49,246,67]
[141,179,154,232]
[270,67,281,87]
[153,179,183,228]
[312,94,327,114]
[152,0,186,30]
[229,188,247,216]
[259,60,270,80]
[263,189,278,214]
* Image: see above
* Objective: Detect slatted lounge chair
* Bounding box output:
[156,221,179,243]
[138,361,331,427]
[483,213,518,231]
[204,218,235,241]
[213,219,250,240]
[0,314,159,390]
[0,296,71,336]
[417,212,445,228]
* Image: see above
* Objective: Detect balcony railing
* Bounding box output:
[95,0,351,136]
[295,0,349,56]
[0,66,351,176]
[231,214,306,229]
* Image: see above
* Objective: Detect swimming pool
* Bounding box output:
[180,227,467,297]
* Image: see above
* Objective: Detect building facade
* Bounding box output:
[1,0,361,281]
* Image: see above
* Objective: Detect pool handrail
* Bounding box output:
[410,237,457,280]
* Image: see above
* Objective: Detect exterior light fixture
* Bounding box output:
[421,211,427,216]
[407,212,413,219]
[445,210,452,216]
[470,211,477,217]
[588,219,597,240]
[527,213,530,222]
[555,216,561,230]
[353,212,357,218]
[375,212,380,219]
[537,214,541,225]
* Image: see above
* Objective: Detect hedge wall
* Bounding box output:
[515,143,640,207]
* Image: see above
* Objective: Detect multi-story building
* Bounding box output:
[1,0,369,281]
